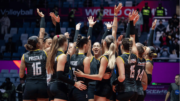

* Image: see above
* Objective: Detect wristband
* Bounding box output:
[114,15,118,17]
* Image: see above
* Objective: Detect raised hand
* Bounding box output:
[114,3,123,16]
[37,8,44,17]
[105,22,113,30]
[64,32,69,39]
[117,35,123,46]
[76,23,81,30]
[133,14,140,26]
[129,10,138,21]
[50,12,60,23]
[152,19,157,30]
[87,16,96,27]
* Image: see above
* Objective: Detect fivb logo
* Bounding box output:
[0,9,33,16]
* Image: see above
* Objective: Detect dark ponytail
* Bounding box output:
[128,39,133,64]
[75,34,89,55]
[24,36,39,51]
[75,34,82,55]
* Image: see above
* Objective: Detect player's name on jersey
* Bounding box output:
[138,62,146,66]
[70,61,78,66]
[29,55,43,61]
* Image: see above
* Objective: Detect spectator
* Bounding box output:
[171,38,179,57]
[68,8,77,28]
[69,29,75,42]
[16,79,25,101]
[0,12,10,34]
[53,6,59,16]
[172,28,180,40]
[155,19,166,34]
[166,21,174,32]
[160,47,170,57]
[0,78,16,101]
[153,44,160,54]
[118,17,127,33]
[165,74,179,101]
[141,2,151,33]
[80,22,88,35]
[171,14,179,28]
[5,37,16,54]
[159,32,170,47]
[155,3,165,17]
[135,8,143,37]
[96,6,104,29]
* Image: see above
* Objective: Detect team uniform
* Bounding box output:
[115,53,137,101]
[47,50,69,100]
[146,59,153,85]
[88,56,100,99]
[69,53,89,101]
[94,55,113,99]
[132,58,146,101]
[23,49,48,100]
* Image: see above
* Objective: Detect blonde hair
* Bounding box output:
[104,35,116,69]
[46,35,67,73]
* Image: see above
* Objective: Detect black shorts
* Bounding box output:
[23,79,48,100]
[94,80,112,99]
[147,74,152,85]
[47,81,68,100]
[136,94,145,101]
[130,92,138,101]
[109,92,116,101]
[88,84,96,99]
[116,91,135,101]
[69,87,88,101]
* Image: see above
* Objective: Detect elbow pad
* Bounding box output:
[56,71,75,85]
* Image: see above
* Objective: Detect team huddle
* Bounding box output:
[19,3,157,101]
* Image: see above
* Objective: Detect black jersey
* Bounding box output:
[23,49,47,80]
[99,55,112,73]
[135,58,146,86]
[90,56,100,75]
[146,59,153,65]
[89,56,100,85]
[116,53,137,92]
[70,53,87,85]
[50,50,69,82]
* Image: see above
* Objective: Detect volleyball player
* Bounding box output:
[112,10,140,101]
[143,19,158,98]
[68,34,91,101]
[19,36,48,101]
[46,35,86,101]
[37,9,52,51]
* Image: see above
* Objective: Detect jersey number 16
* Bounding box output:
[32,62,42,76]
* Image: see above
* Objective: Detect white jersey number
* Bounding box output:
[32,62,42,76]
[130,65,135,78]
[72,67,77,81]
[136,69,144,81]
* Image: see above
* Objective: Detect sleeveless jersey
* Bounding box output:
[97,55,113,82]
[135,57,146,95]
[89,56,100,85]
[50,50,69,82]
[70,54,88,85]
[146,59,153,65]
[24,49,47,80]
[116,53,137,92]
